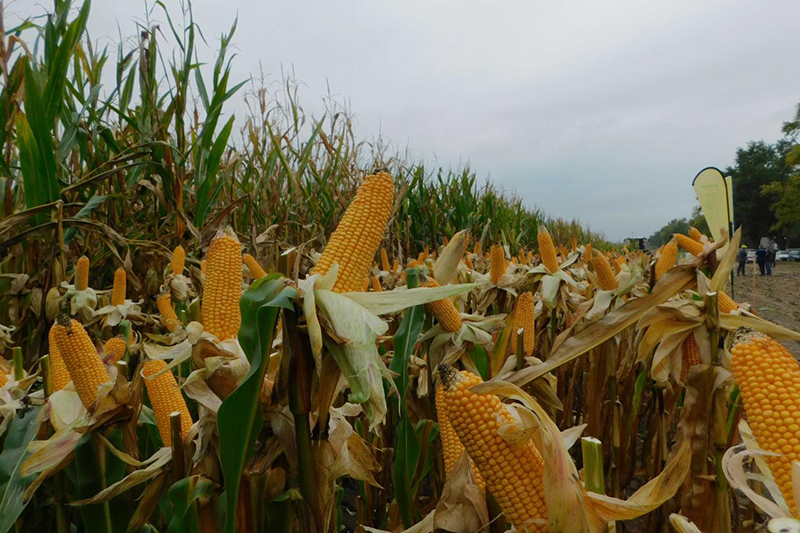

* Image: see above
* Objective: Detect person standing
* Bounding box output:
[737,245,747,276]
[766,248,774,275]
[756,246,767,276]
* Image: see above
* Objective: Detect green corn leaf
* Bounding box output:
[167,476,215,533]
[0,407,42,533]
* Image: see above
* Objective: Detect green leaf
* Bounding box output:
[64,195,109,245]
[167,476,215,533]
[218,275,295,533]
[0,407,42,533]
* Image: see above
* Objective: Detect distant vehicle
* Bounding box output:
[746,250,756,263]
[776,250,791,261]
[790,249,800,262]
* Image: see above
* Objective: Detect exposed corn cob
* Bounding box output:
[537,225,558,273]
[439,366,546,531]
[371,276,382,292]
[527,250,534,264]
[75,256,90,291]
[731,331,800,515]
[675,234,704,257]
[201,227,242,341]
[417,251,427,263]
[52,315,110,408]
[571,236,578,251]
[48,325,70,392]
[380,249,391,271]
[591,255,618,291]
[473,241,482,256]
[243,253,267,279]
[142,359,193,447]
[111,267,127,306]
[718,291,738,313]
[311,172,394,293]
[361,278,370,292]
[392,258,400,273]
[584,243,592,261]
[171,245,185,275]
[518,249,527,264]
[157,293,181,333]
[489,244,505,284]
[200,260,207,274]
[511,257,519,265]
[688,227,703,243]
[103,336,126,364]
[655,240,677,280]
[435,384,485,490]
[423,279,462,332]
[510,291,535,357]
[463,257,475,270]
[0,370,6,387]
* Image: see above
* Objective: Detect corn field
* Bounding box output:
[1,2,799,533]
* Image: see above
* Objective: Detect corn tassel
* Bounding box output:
[311,172,394,293]
[142,359,193,447]
[52,315,110,408]
[201,227,243,341]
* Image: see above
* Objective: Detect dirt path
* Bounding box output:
[732,260,800,354]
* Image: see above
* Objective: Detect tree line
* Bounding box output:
[649,103,800,249]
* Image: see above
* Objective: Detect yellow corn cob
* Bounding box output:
[311,172,395,293]
[731,331,800,515]
[584,243,592,261]
[718,290,738,313]
[675,234,704,257]
[48,325,70,392]
[518,249,527,264]
[688,227,703,243]
[157,293,181,332]
[103,336,126,364]
[111,267,126,306]
[0,370,6,387]
[435,384,485,490]
[527,250,534,264]
[75,256,90,291]
[200,260,207,274]
[201,227,243,341]
[417,251,427,263]
[391,258,400,273]
[423,279,462,332]
[490,244,505,284]
[616,256,627,268]
[439,366,546,531]
[463,257,474,270]
[361,278,370,292]
[142,360,193,447]
[655,240,677,280]
[537,225,558,273]
[52,315,110,408]
[380,249,391,271]
[591,256,618,291]
[510,291,535,357]
[681,334,701,382]
[511,257,519,265]
[443,235,449,247]
[171,245,185,275]
[571,236,578,251]
[424,244,430,257]
[243,253,267,279]
[371,276,382,292]
[473,241,482,256]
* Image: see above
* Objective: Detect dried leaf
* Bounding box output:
[433,452,489,532]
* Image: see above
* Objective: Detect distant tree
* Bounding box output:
[726,140,791,247]
[688,205,711,237]
[648,217,690,248]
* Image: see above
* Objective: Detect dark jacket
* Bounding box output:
[737,249,747,262]
[755,248,767,264]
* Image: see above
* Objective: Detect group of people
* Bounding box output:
[737,244,776,276]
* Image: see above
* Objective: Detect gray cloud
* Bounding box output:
[12,0,799,240]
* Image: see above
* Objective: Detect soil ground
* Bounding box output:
[731,259,800,354]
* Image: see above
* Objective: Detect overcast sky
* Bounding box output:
[11,0,800,240]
